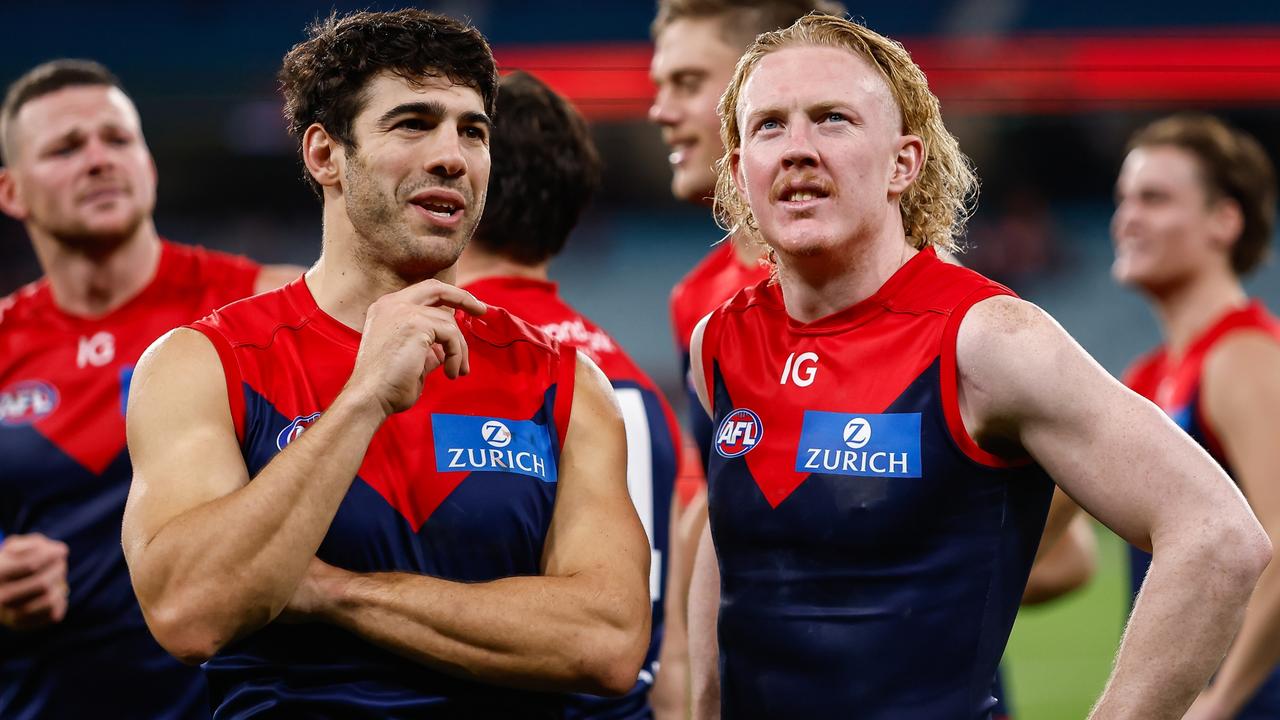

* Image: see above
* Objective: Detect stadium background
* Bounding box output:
[2,2,1278,716]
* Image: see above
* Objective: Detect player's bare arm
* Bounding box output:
[956,294,1270,719]
[685,313,722,720]
[1183,331,1280,719]
[277,353,651,695]
[651,488,702,718]
[122,279,483,663]
[1022,489,1096,604]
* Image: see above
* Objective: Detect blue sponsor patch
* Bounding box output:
[432,413,558,483]
[1168,404,1193,433]
[795,411,922,478]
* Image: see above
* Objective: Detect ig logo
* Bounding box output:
[843,417,872,449]
[482,420,512,448]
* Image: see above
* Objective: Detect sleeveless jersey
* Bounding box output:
[670,241,771,499]
[0,240,261,720]
[700,248,1053,719]
[1124,300,1280,719]
[464,275,680,719]
[189,277,577,718]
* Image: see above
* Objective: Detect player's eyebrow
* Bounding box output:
[376,101,493,131]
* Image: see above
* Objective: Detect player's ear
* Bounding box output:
[730,148,746,198]
[1209,196,1244,254]
[888,134,924,196]
[0,167,29,221]
[302,124,343,190]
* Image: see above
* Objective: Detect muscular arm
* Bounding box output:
[651,483,706,718]
[281,355,652,695]
[956,296,1270,719]
[122,280,481,664]
[1185,332,1280,718]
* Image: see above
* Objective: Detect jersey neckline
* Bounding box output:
[284,275,364,350]
[32,238,175,328]
[759,246,938,335]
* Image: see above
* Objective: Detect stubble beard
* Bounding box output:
[343,152,477,284]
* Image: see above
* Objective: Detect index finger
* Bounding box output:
[396,280,487,317]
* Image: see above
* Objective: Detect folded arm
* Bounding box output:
[281,355,652,695]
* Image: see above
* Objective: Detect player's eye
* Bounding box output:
[462,125,488,142]
[824,112,847,123]
[395,118,429,131]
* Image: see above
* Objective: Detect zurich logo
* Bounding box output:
[0,380,59,426]
[277,411,322,450]
[482,420,512,448]
[843,417,872,449]
[715,408,764,458]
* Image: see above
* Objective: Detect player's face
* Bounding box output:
[649,17,742,204]
[1111,145,1229,293]
[731,45,909,261]
[2,85,156,248]
[340,73,491,279]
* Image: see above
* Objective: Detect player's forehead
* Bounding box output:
[650,16,741,81]
[354,72,487,124]
[1118,145,1203,194]
[739,45,898,124]
[10,85,140,149]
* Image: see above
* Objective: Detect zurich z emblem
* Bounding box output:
[277,412,322,450]
[715,408,763,458]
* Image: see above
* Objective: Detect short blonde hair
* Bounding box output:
[714,14,977,251]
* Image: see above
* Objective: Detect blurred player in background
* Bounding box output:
[0,59,299,720]
[1113,113,1280,720]
[688,14,1268,718]
[121,10,650,716]
[457,70,683,719]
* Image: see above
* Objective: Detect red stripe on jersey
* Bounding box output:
[939,287,1029,468]
[554,345,576,452]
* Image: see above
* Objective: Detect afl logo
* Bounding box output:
[0,380,59,426]
[277,411,322,450]
[843,417,872,449]
[715,408,763,458]
[482,420,512,448]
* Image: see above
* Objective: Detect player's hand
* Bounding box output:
[344,279,486,417]
[278,556,350,624]
[0,533,70,631]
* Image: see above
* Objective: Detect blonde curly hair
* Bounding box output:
[713,14,977,251]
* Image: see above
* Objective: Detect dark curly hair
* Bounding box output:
[279,9,498,196]
[473,72,602,265]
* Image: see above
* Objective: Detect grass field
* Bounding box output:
[1004,524,1128,719]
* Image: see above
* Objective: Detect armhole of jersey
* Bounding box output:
[940,287,1029,469]
[697,310,723,415]
[553,345,577,452]
[187,320,246,444]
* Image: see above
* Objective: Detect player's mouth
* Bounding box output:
[776,179,832,210]
[409,189,466,229]
[667,138,697,167]
[78,186,127,206]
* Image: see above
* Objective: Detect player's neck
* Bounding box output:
[776,235,917,324]
[454,245,549,288]
[1149,268,1247,357]
[728,232,766,268]
[306,248,458,332]
[32,222,162,318]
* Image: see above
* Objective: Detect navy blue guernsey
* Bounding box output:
[698,248,1053,719]
[190,278,578,718]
